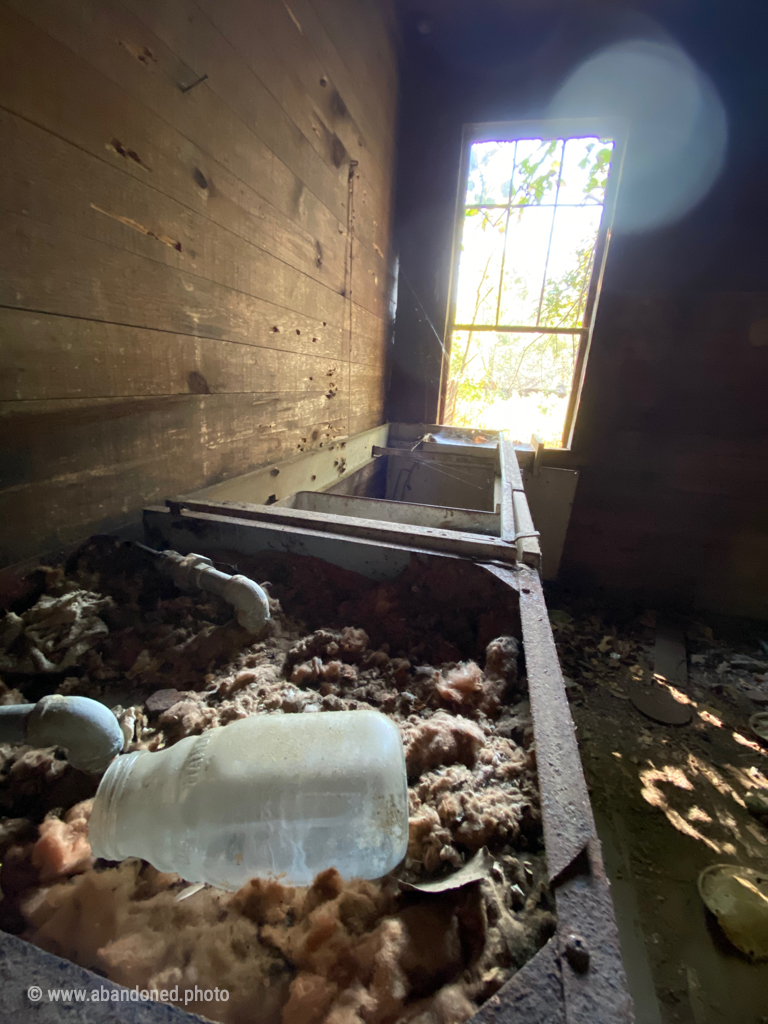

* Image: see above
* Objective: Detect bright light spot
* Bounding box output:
[664,806,723,854]
[733,731,765,754]
[737,876,768,905]
[699,709,723,728]
[714,806,739,833]
[687,754,733,797]
[548,39,727,232]
[746,823,768,847]
[640,762,727,853]
[687,806,713,824]
[665,683,693,706]
[640,764,694,801]
[612,751,622,758]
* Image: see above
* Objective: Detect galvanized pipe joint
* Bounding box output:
[157,550,271,634]
[0,695,125,773]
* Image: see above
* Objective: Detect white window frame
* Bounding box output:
[440,118,626,449]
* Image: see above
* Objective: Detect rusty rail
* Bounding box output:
[483,563,633,1024]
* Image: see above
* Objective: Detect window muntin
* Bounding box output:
[444,132,616,446]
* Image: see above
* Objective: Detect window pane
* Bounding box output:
[455,208,507,325]
[446,330,580,446]
[539,206,604,328]
[465,142,514,205]
[447,129,617,447]
[511,139,562,206]
[498,206,556,326]
[557,138,614,205]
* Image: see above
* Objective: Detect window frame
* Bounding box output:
[439,118,626,449]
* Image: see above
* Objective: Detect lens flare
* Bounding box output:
[549,39,727,231]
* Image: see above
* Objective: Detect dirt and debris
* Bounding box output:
[0,538,552,1024]
[549,598,768,1024]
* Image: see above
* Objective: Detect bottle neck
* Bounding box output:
[88,751,141,861]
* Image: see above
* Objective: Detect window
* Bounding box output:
[441,122,621,448]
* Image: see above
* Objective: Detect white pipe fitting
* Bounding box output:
[0,695,125,773]
[160,551,270,635]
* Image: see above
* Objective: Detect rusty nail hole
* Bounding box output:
[296,329,301,335]
[270,468,280,477]
[272,326,280,332]
[311,475,317,481]
[109,139,150,171]
[522,588,530,594]
[563,934,589,974]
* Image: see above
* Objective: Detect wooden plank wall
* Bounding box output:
[556,290,768,620]
[0,0,397,565]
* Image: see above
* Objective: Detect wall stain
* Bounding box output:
[187,371,211,394]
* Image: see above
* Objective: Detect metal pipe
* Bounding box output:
[0,695,124,773]
[129,543,270,634]
[0,704,33,745]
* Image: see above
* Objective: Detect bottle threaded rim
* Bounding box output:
[88,751,140,861]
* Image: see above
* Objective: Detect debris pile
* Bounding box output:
[0,539,553,1024]
[549,600,768,973]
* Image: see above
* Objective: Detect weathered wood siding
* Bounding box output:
[0,0,397,564]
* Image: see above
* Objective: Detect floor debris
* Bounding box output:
[698,864,768,960]
[0,539,553,1024]
[550,598,768,1023]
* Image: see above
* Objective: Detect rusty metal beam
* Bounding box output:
[483,563,633,1024]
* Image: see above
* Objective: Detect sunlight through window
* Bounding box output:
[445,131,617,446]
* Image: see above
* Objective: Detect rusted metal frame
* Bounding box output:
[499,439,541,568]
[148,507,514,581]
[167,499,519,564]
[187,423,389,506]
[472,938,566,1024]
[484,562,633,1024]
[285,492,501,537]
[371,445,497,465]
[0,930,203,1024]
[3,507,630,1022]
[150,504,629,1021]
[388,423,501,444]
